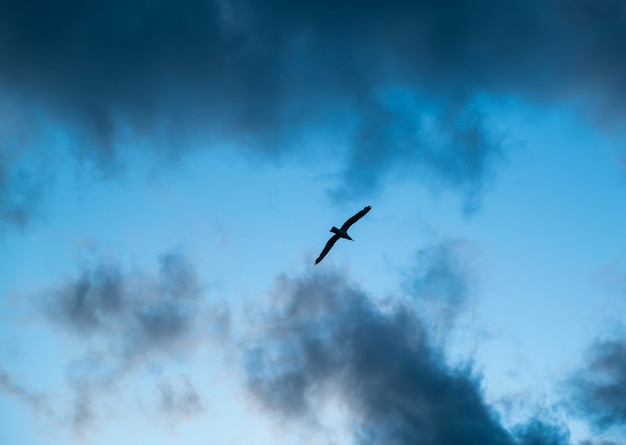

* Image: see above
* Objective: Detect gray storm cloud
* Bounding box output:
[243,269,569,445]
[3,0,626,228]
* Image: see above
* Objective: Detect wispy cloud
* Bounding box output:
[0,104,57,231]
[156,374,205,420]
[405,240,476,338]
[0,160,45,231]
[34,249,225,433]
[0,366,50,414]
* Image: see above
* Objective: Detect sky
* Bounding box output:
[2,1,626,444]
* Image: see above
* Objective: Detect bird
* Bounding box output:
[315,206,371,264]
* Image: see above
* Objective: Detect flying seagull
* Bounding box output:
[315,206,372,264]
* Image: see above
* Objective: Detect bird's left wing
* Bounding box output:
[340,205,372,230]
[315,234,340,264]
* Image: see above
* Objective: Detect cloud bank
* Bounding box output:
[4,0,626,228]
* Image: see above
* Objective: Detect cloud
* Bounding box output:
[569,336,626,431]
[42,250,204,353]
[405,240,475,336]
[578,442,623,445]
[0,160,45,231]
[0,366,50,414]
[156,374,205,419]
[243,268,568,445]
[512,419,570,445]
[6,0,626,226]
[36,249,223,432]
[0,99,58,231]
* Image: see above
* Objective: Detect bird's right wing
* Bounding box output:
[340,205,372,230]
[315,234,341,264]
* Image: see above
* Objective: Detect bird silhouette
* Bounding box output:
[315,206,371,264]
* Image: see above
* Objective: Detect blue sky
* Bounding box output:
[2,1,626,444]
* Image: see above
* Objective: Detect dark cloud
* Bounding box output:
[512,419,570,445]
[46,260,125,333]
[37,249,222,432]
[42,250,203,354]
[4,0,625,226]
[569,337,626,431]
[244,269,568,445]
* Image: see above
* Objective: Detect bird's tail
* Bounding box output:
[330,226,340,234]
